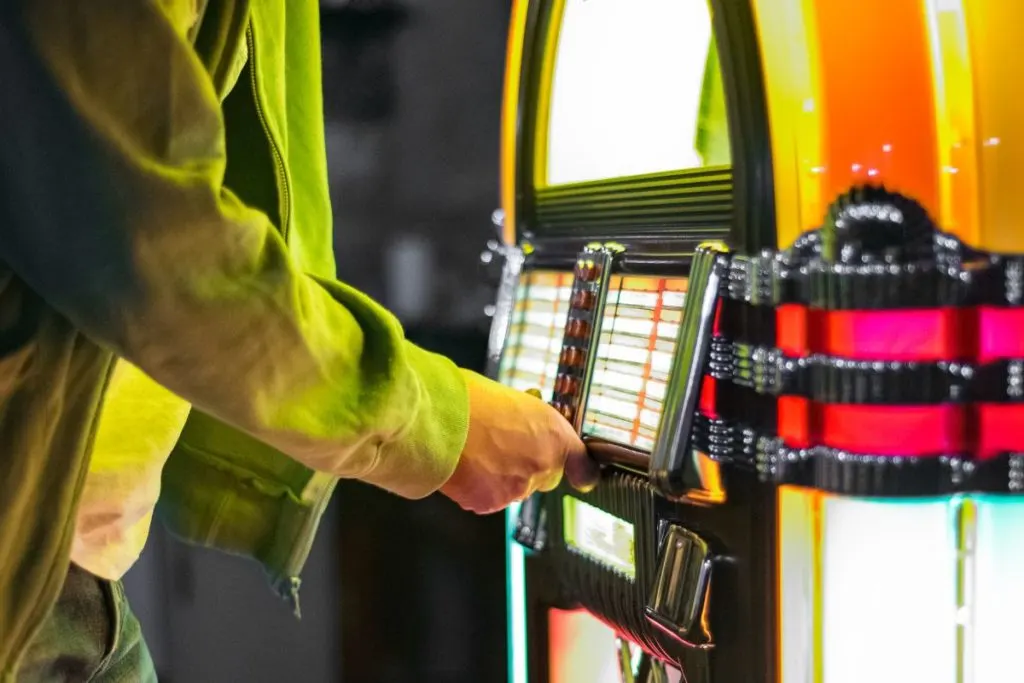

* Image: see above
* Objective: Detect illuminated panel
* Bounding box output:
[544,0,726,186]
[562,497,636,579]
[819,497,957,683]
[549,610,682,683]
[777,486,819,683]
[498,270,574,402]
[582,276,687,451]
[970,495,1024,683]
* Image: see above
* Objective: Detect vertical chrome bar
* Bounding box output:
[650,241,730,500]
[571,245,619,433]
[485,244,524,380]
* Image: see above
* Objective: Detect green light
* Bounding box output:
[563,497,636,579]
[507,503,529,683]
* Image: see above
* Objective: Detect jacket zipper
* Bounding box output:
[245,25,291,239]
[246,21,334,616]
[276,473,339,617]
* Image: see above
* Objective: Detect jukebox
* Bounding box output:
[486,0,1024,681]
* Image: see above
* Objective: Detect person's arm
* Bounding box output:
[0,0,466,498]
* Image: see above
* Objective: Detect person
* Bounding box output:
[0,0,598,680]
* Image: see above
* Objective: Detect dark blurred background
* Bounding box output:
[123,1,511,680]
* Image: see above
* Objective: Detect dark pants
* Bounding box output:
[16,563,156,683]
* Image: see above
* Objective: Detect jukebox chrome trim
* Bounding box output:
[649,241,731,502]
[485,237,525,379]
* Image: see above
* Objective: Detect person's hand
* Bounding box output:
[440,369,600,514]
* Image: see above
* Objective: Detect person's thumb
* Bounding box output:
[561,430,599,492]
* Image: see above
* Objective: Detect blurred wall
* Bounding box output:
[323,0,508,327]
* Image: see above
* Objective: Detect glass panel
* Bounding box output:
[545,0,729,187]
[562,497,636,579]
[582,276,688,451]
[498,270,574,401]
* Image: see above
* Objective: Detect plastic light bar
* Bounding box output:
[969,495,1024,683]
[779,489,961,683]
[820,496,958,683]
[507,502,529,683]
[777,487,817,683]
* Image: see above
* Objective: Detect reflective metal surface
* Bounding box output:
[513,490,548,552]
[649,241,730,501]
[645,524,715,649]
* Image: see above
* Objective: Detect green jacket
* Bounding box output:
[0,0,470,676]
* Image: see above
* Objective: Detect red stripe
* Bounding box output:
[778,396,811,448]
[817,404,966,455]
[699,377,718,418]
[976,404,1024,459]
[776,304,808,355]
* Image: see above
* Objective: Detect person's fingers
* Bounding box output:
[565,449,600,492]
[555,417,600,492]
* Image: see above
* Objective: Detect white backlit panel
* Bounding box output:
[549,610,683,683]
[562,497,636,579]
[582,276,687,451]
[969,495,1024,683]
[820,497,957,683]
[545,0,727,186]
[498,271,573,402]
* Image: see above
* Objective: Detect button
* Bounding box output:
[559,346,584,368]
[575,259,600,282]
[571,289,595,310]
[554,374,579,396]
[512,492,547,552]
[553,401,575,422]
[644,525,716,649]
[566,317,591,339]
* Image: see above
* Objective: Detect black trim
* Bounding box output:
[511,0,551,238]
[710,0,777,253]
[522,240,705,274]
[682,414,1024,496]
[531,168,732,237]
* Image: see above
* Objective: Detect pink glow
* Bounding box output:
[978,307,1024,362]
[818,309,969,361]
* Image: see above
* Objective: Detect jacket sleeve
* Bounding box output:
[0,0,469,498]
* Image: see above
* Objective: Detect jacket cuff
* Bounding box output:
[359,342,470,499]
